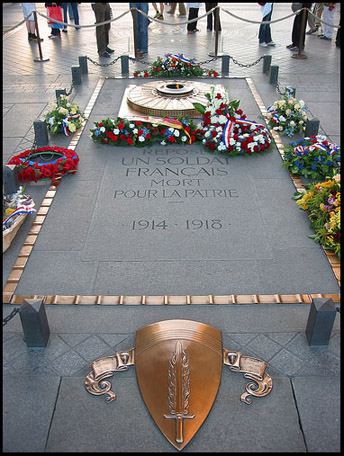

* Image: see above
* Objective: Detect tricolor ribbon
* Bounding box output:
[167,54,195,65]
[3,206,36,226]
[62,118,71,136]
[223,118,267,149]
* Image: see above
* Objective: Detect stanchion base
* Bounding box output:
[34,57,50,62]
[291,53,307,59]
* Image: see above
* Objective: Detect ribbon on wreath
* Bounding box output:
[123,115,193,144]
[167,54,195,65]
[223,118,268,149]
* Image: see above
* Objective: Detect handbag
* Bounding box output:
[47,6,63,29]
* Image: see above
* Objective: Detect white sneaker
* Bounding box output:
[259,42,267,47]
[267,41,276,46]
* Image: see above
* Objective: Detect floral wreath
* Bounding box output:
[45,94,84,136]
[266,91,308,137]
[90,86,272,156]
[293,175,340,257]
[7,147,79,184]
[195,86,272,155]
[133,54,219,78]
[282,135,340,180]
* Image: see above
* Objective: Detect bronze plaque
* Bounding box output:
[135,319,222,451]
[85,319,272,451]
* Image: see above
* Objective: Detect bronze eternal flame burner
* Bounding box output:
[121,80,225,119]
[85,319,272,451]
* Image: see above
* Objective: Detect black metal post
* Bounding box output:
[305,298,337,346]
[71,66,82,85]
[19,299,50,347]
[3,165,19,195]
[78,56,88,74]
[305,118,320,137]
[34,120,49,147]
[262,55,272,74]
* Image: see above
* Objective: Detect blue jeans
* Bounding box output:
[61,3,79,27]
[258,9,273,44]
[130,3,149,53]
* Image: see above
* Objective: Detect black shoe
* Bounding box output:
[106,47,114,53]
[99,51,111,58]
[62,28,68,33]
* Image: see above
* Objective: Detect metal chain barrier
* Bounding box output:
[86,55,122,68]
[230,55,264,69]
[3,308,20,326]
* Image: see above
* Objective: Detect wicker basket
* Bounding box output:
[3,212,27,253]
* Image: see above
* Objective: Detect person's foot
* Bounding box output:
[99,51,111,58]
[49,34,58,39]
[106,46,114,53]
[259,42,267,47]
[31,34,43,41]
[62,28,68,33]
[289,45,299,51]
[286,43,296,48]
[306,28,317,34]
[158,13,164,20]
[166,10,175,14]
[267,41,276,46]
[154,11,160,18]
[207,28,212,32]
[75,26,80,29]
[319,35,331,40]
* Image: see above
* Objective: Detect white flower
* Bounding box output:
[174,129,180,137]
[205,130,211,138]
[299,100,305,108]
[294,103,300,110]
[129,123,135,128]
[279,126,284,131]
[138,136,145,142]
[58,107,68,116]
[47,117,55,126]
[133,128,138,134]
[290,120,296,127]
[182,136,188,142]
[299,120,304,125]
[288,98,294,105]
[229,138,236,145]
[100,126,105,133]
[160,140,167,145]
[113,128,120,135]
[279,115,286,122]
[285,109,291,116]
[218,115,227,124]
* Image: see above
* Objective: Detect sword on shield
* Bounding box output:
[164,341,195,444]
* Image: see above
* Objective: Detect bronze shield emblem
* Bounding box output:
[135,319,222,451]
[85,319,272,451]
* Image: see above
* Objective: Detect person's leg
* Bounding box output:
[61,3,68,31]
[92,3,107,54]
[68,3,74,20]
[214,4,221,32]
[167,3,176,14]
[71,3,79,26]
[104,3,111,49]
[188,7,198,32]
[178,3,186,16]
[315,3,324,33]
[205,3,212,31]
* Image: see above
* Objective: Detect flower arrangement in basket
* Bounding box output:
[3,186,36,252]
[292,175,341,257]
[282,135,340,180]
[133,54,219,78]
[194,86,272,156]
[90,115,200,146]
[45,94,83,136]
[266,91,308,137]
[7,146,79,184]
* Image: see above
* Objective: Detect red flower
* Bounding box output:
[213,72,219,77]
[137,129,143,136]
[136,121,143,126]
[212,131,218,138]
[191,135,196,142]
[168,136,175,143]
[98,122,103,127]
[127,137,133,145]
[120,134,126,141]
[146,133,151,140]
[144,72,149,78]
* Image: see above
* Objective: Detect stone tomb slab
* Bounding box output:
[13,78,340,296]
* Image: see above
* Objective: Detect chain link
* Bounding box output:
[65,81,75,96]
[3,308,20,326]
[86,55,121,68]
[229,55,264,68]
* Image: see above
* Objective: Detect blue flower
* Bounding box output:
[94,130,100,136]
[295,160,300,166]
[337,156,341,161]
[299,164,303,169]
[328,160,333,166]
[304,150,309,155]
[311,164,317,170]
[314,157,319,162]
